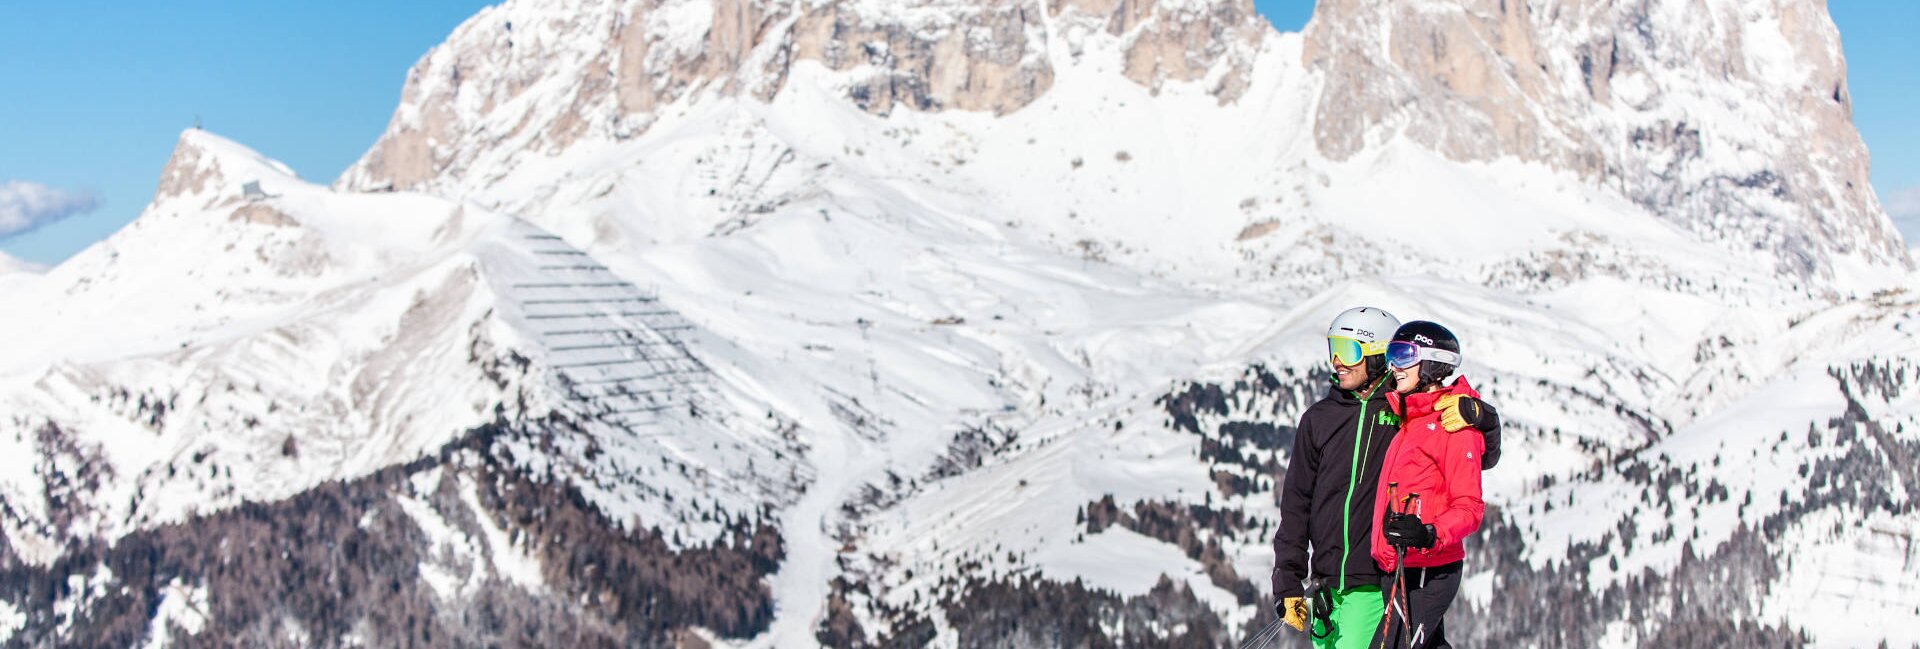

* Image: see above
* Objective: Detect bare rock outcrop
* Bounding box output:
[1303,0,1907,279]
[1051,0,1264,102]
[341,0,1080,194]
[787,0,1055,115]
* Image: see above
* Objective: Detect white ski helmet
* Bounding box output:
[1326,306,1400,357]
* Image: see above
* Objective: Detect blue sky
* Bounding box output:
[0,1,492,263]
[1,1,1913,264]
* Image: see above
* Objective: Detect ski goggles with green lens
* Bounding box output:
[1386,341,1463,369]
[1328,336,1388,366]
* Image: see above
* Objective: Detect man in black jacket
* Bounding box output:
[1271,307,1501,648]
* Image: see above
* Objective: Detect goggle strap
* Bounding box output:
[1330,337,1390,356]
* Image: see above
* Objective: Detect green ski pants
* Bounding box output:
[1311,585,1383,649]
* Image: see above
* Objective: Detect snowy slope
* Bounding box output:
[2,0,1916,647]
[0,130,805,570]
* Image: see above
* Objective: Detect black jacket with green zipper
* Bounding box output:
[1269,379,1501,599]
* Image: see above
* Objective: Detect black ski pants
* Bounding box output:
[1377,561,1461,649]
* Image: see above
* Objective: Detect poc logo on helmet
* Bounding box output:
[1413,334,1434,345]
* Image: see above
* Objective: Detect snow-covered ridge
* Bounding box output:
[343,0,1906,291]
[0,130,512,563]
[0,130,802,567]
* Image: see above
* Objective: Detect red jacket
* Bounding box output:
[1370,377,1486,570]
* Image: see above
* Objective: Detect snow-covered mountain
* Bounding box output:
[3,0,1916,647]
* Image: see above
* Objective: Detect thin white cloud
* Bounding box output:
[1886,185,1920,248]
[1888,185,1920,221]
[0,180,101,239]
[0,249,46,275]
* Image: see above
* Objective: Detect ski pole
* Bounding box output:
[1375,489,1423,649]
[1238,618,1283,649]
[1392,546,1408,646]
[1374,484,1400,649]
[1374,547,1407,649]
[1396,493,1422,648]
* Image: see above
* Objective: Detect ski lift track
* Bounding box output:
[506,226,716,432]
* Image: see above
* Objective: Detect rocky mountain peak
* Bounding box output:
[1303,0,1908,278]
[153,129,297,207]
[338,0,1908,285]
[337,0,1265,195]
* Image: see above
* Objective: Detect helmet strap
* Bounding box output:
[1415,361,1455,392]
[1363,355,1390,389]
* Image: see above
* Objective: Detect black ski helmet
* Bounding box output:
[1390,321,1461,390]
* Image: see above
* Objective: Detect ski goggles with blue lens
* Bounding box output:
[1328,336,1388,366]
[1386,341,1463,369]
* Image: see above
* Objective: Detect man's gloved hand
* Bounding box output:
[1280,597,1309,632]
[1434,394,1488,432]
[1383,512,1437,549]
[1436,394,1502,469]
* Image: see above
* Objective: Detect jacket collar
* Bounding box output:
[1327,376,1393,407]
[1388,376,1479,420]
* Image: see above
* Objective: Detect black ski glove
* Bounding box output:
[1472,397,1502,470]
[1383,512,1436,549]
[1438,395,1502,470]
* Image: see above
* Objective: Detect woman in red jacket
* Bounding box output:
[1369,321,1485,649]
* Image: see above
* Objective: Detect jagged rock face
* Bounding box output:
[612,0,788,116]
[154,137,220,200]
[1304,0,1906,279]
[342,0,1075,194]
[340,2,627,193]
[1051,0,1264,101]
[339,0,1279,195]
[787,0,1055,115]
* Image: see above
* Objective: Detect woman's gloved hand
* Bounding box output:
[1383,512,1437,549]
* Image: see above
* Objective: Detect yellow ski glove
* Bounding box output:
[1435,394,1482,432]
[1282,596,1309,632]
